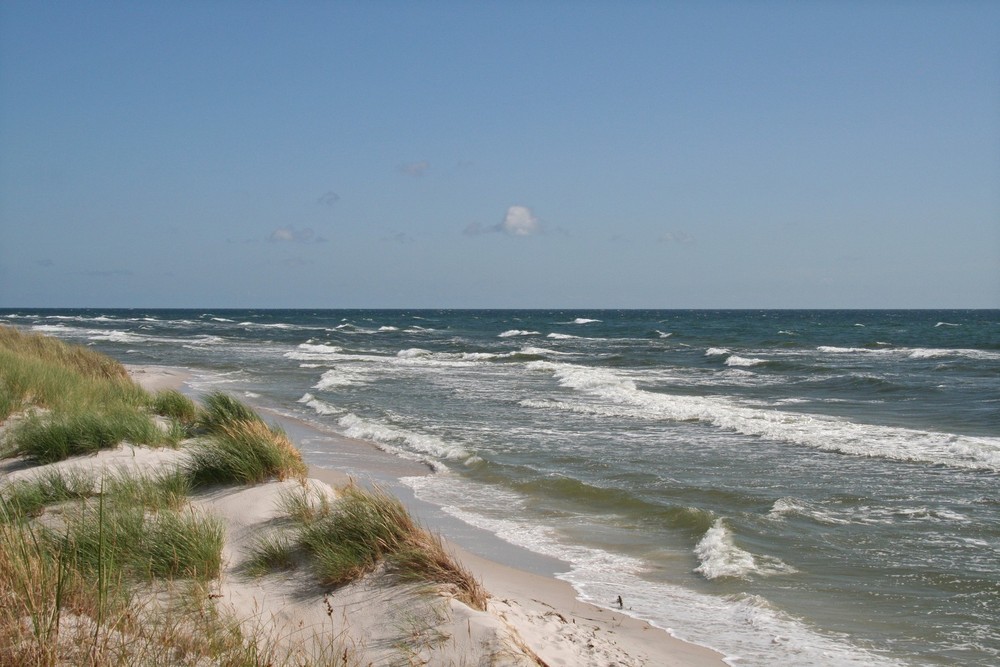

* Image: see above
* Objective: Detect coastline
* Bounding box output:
[129,363,727,665]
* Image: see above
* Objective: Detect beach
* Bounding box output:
[2,361,724,666]
[5,308,998,666]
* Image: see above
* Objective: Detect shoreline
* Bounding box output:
[131,363,727,665]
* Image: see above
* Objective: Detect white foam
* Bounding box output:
[705,347,730,357]
[403,475,895,667]
[378,326,400,332]
[397,348,432,359]
[935,322,961,327]
[313,368,368,390]
[547,332,580,340]
[694,519,760,579]
[499,329,540,337]
[528,361,1000,471]
[338,413,471,465]
[571,318,601,324]
[656,330,673,338]
[89,330,146,344]
[297,392,341,416]
[725,355,766,367]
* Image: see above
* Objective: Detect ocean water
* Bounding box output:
[4,308,998,666]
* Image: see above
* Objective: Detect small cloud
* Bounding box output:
[317,190,340,207]
[399,160,430,177]
[657,230,694,244]
[269,226,327,244]
[465,205,542,237]
[501,205,540,236]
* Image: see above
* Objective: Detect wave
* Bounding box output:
[284,343,344,361]
[338,413,473,466]
[769,497,972,527]
[817,346,1000,361]
[547,332,580,340]
[378,326,400,332]
[296,392,341,416]
[694,519,796,580]
[655,330,673,338]
[705,347,730,357]
[936,322,961,328]
[526,361,1000,471]
[313,368,368,390]
[725,355,767,368]
[499,329,540,337]
[403,475,891,667]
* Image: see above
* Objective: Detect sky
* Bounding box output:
[1,1,998,309]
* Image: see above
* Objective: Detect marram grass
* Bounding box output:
[269,483,487,611]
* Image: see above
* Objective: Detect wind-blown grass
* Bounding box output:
[8,409,166,464]
[151,389,199,426]
[187,394,307,486]
[267,483,487,610]
[197,391,264,432]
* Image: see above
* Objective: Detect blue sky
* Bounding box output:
[1,1,997,308]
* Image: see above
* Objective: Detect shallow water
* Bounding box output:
[6,308,999,666]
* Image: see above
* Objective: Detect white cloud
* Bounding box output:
[269,226,326,244]
[501,205,540,236]
[464,205,542,237]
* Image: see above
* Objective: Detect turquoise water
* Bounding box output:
[5,309,998,666]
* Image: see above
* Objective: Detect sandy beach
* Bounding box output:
[2,362,725,665]
[133,366,724,667]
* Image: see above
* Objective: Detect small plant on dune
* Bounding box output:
[275,483,487,610]
[0,468,95,521]
[151,388,199,427]
[186,393,306,486]
[196,391,264,433]
[8,408,166,464]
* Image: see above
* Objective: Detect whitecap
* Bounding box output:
[499,329,540,337]
[694,519,796,580]
[935,322,961,327]
[547,332,580,340]
[378,326,400,332]
[313,368,368,390]
[397,348,432,359]
[571,318,601,324]
[655,330,673,338]
[705,347,730,357]
[724,355,766,368]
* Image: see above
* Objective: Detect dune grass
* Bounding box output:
[257,483,488,611]
[187,393,307,486]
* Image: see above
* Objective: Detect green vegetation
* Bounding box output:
[187,407,308,487]
[0,327,481,664]
[151,388,199,426]
[253,483,487,611]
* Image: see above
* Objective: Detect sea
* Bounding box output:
[3,308,998,667]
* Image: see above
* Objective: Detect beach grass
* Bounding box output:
[271,483,487,611]
[151,388,199,427]
[187,395,307,486]
[8,409,167,464]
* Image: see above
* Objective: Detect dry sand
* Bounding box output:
[2,364,726,665]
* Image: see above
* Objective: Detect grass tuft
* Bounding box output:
[151,389,199,427]
[197,391,264,433]
[9,409,165,464]
[188,414,307,487]
[280,483,487,610]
